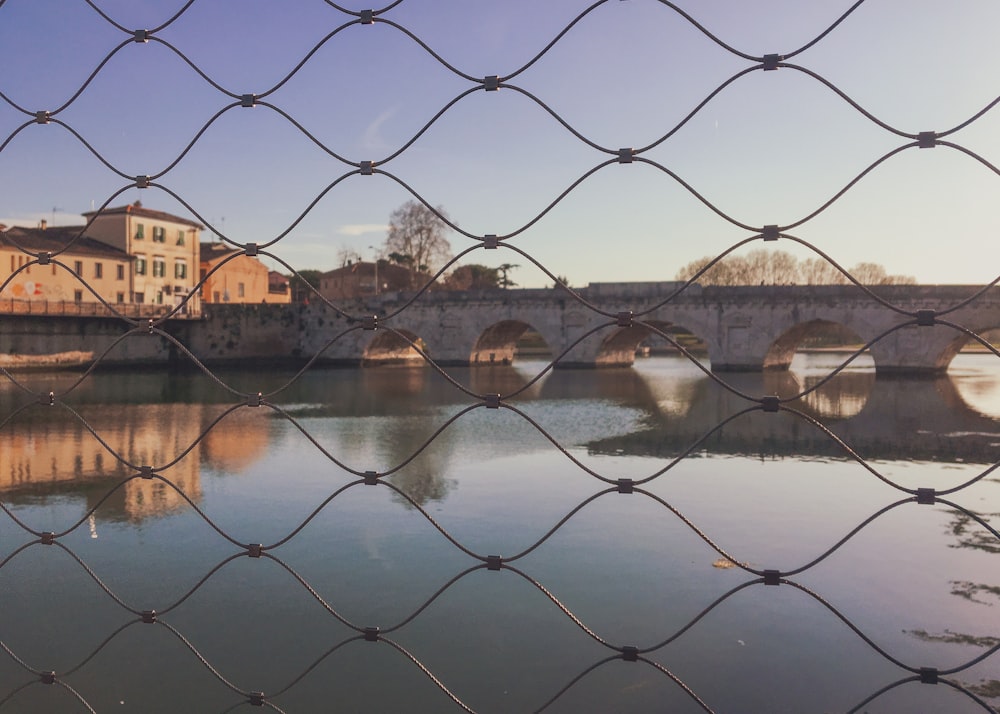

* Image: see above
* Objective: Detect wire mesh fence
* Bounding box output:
[1,1,999,711]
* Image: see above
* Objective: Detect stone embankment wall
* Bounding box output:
[0,304,330,371]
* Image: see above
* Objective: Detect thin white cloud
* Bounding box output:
[338,224,389,237]
[361,108,396,152]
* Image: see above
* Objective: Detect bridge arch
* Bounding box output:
[362,327,427,366]
[929,321,1000,372]
[763,319,866,371]
[596,320,711,367]
[470,319,554,366]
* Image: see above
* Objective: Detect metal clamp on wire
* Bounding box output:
[487,555,502,570]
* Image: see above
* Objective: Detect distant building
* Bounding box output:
[267,271,291,302]
[1,223,133,305]
[200,243,290,304]
[82,201,203,313]
[318,260,417,300]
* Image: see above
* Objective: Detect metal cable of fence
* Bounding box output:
[1,0,998,712]
[1,474,996,705]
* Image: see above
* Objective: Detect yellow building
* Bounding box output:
[82,201,203,314]
[200,242,291,304]
[1,223,133,307]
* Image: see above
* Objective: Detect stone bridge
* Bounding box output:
[286,283,1000,374]
[3,283,999,374]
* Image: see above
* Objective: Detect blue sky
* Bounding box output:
[1,0,998,287]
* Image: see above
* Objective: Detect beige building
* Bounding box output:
[1,224,133,306]
[82,201,203,313]
[319,260,417,300]
[200,243,291,304]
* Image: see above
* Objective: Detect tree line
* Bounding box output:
[295,201,916,297]
[675,249,915,286]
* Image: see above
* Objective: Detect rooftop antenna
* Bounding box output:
[51,206,62,225]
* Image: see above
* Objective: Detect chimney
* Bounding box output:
[39,219,47,230]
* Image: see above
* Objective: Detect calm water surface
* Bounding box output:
[0,354,998,713]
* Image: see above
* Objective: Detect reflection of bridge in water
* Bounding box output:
[573,365,1000,464]
[1,360,997,520]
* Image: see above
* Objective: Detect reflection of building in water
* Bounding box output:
[200,409,271,473]
[0,403,209,522]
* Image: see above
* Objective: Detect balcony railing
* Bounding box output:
[0,298,200,319]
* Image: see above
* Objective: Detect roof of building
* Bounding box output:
[82,201,204,230]
[321,260,415,280]
[199,242,243,264]
[1,226,133,260]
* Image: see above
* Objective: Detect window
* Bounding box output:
[174,261,187,279]
[94,262,103,279]
[73,290,83,303]
[135,256,147,275]
[135,292,144,303]
[238,282,245,298]
[117,292,125,304]
[213,291,220,303]
[153,257,166,278]
[176,229,185,246]
[135,223,145,239]
[153,226,165,243]
[74,260,83,276]
[117,264,125,280]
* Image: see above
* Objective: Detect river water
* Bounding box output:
[0,353,997,713]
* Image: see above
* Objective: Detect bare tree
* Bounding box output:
[675,250,915,286]
[382,201,453,287]
[336,246,363,267]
